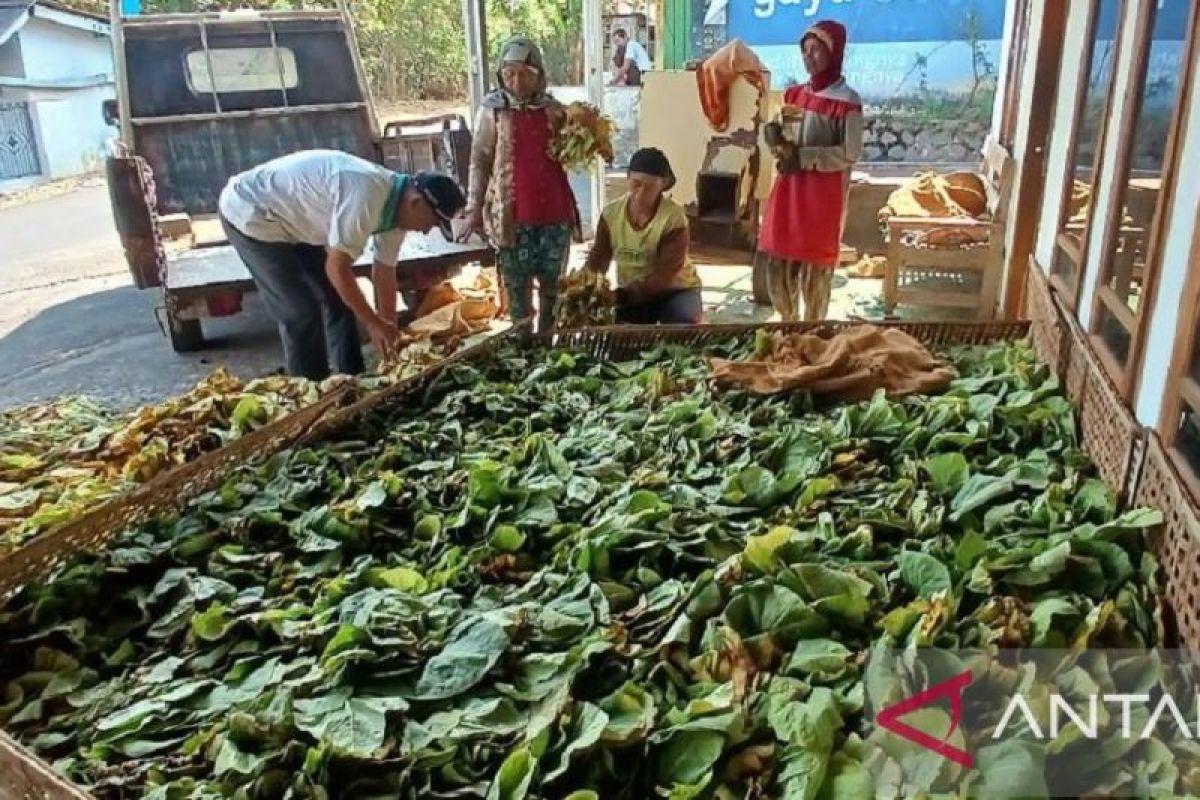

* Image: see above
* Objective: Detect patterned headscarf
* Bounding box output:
[801,20,847,93]
[482,36,551,109]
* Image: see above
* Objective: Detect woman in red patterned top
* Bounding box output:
[758,20,863,322]
[462,37,580,332]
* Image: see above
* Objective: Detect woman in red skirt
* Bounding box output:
[758,20,863,322]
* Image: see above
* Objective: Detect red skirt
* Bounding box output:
[758,169,847,266]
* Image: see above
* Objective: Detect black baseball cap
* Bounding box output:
[412,171,466,239]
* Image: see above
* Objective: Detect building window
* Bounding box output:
[999,0,1033,149]
[1162,216,1200,501]
[1087,0,1197,396]
[185,47,299,95]
[1051,0,1124,309]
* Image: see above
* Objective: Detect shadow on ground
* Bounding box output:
[0,285,285,410]
[0,264,972,412]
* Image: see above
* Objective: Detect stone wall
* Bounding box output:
[861,114,990,164]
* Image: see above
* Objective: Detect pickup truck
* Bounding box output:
[102,3,489,351]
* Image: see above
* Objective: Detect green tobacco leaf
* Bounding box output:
[191,603,234,642]
[213,736,266,776]
[656,729,724,787]
[413,619,510,700]
[973,740,1048,799]
[767,684,843,800]
[1007,541,1072,587]
[294,689,389,758]
[955,530,988,572]
[1072,478,1115,521]
[868,707,964,793]
[105,639,137,668]
[797,476,841,511]
[744,526,795,574]
[950,473,1016,521]
[544,702,608,783]
[322,624,371,664]
[773,429,827,479]
[787,639,852,677]
[723,465,802,509]
[367,566,428,594]
[599,682,657,745]
[880,601,928,639]
[818,752,871,800]
[230,395,265,431]
[923,453,969,495]
[1030,597,1081,647]
[491,525,527,553]
[487,746,536,800]
[355,481,389,512]
[896,551,952,598]
[777,747,830,800]
[725,583,828,648]
[1,454,41,471]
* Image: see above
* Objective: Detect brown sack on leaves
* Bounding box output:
[415,282,464,318]
[708,325,957,401]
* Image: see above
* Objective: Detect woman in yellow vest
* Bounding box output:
[585,148,703,324]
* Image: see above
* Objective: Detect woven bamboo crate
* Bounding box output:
[1050,292,1145,505]
[1021,261,1069,382]
[541,319,1030,362]
[0,731,89,799]
[1132,434,1200,650]
[11,316,1166,799]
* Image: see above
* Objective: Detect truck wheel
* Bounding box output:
[107,155,161,290]
[751,250,772,307]
[168,314,204,352]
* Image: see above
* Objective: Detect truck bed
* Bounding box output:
[165,231,492,298]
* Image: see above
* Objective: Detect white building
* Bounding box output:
[0,0,113,186]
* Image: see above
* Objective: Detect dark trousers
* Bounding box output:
[221,216,364,380]
[616,288,703,324]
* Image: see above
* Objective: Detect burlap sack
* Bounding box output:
[708,325,957,401]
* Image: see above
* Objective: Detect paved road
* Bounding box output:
[0,184,284,411]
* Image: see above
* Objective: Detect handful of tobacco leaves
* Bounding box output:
[555,267,616,328]
[550,102,616,171]
[0,337,1174,800]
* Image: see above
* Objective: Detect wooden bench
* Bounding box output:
[883,138,1015,319]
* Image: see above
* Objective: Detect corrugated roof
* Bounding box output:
[0,0,108,46]
[0,0,33,46]
[36,0,107,24]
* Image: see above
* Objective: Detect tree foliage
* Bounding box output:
[73,0,593,101]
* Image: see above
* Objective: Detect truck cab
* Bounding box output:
[103,3,486,351]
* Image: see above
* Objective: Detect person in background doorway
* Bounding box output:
[586,148,702,324]
[461,36,580,332]
[218,150,465,379]
[612,28,652,86]
[758,20,863,321]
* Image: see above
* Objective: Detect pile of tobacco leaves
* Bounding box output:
[0,340,460,554]
[0,337,1176,799]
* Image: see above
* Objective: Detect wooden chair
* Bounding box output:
[883,138,1015,319]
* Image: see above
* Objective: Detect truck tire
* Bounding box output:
[168,314,204,352]
[751,250,772,307]
[106,155,162,290]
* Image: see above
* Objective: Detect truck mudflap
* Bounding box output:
[106,153,167,290]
